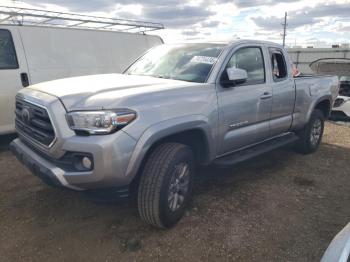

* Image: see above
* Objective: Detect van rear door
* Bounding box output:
[0,27,29,134]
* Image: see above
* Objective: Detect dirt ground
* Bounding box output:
[0,122,349,262]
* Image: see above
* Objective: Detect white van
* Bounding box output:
[0,9,163,134]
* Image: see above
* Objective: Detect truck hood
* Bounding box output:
[27,73,194,110]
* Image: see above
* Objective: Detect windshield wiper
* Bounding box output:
[151,74,167,79]
[126,73,170,79]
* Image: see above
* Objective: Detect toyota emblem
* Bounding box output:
[21,107,31,124]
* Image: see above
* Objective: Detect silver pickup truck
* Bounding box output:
[10,40,339,228]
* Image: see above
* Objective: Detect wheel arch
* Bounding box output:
[125,115,215,183]
[307,96,332,122]
[314,99,331,118]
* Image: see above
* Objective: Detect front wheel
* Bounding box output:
[295,109,325,154]
[137,143,194,228]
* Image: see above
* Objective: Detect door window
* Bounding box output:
[222,47,265,85]
[270,49,287,81]
[0,29,19,70]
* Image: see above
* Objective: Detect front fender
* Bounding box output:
[124,115,215,179]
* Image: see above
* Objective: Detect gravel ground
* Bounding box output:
[330,120,350,127]
[0,122,349,262]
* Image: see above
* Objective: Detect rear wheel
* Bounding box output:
[137,143,194,228]
[295,109,325,154]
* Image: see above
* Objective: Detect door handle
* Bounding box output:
[260,92,272,100]
[20,73,29,87]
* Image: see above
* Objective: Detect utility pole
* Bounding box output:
[282,12,287,47]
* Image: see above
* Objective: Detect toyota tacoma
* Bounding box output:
[10,40,339,228]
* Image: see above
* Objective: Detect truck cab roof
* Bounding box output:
[177,39,284,49]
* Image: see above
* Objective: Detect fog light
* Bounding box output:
[82,157,92,169]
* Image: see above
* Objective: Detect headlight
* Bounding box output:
[66,110,136,135]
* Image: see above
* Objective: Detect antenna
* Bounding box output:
[282,12,287,47]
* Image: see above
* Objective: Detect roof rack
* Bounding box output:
[0,5,164,33]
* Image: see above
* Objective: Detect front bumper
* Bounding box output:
[10,139,78,190]
[11,129,137,190]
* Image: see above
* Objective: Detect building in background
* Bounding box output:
[288,47,350,76]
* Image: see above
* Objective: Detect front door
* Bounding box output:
[217,46,272,155]
[0,27,29,134]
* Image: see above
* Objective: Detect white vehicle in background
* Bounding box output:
[332,96,350,120]
[321,223,350,262]
[0,6,164,134]
[331,76,350,121]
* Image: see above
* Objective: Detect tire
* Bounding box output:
[137,143,194,228]
[295,109,325,154]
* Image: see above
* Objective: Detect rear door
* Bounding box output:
[216,45,272,155]
[0,27,29,134]
[268,47,295,136]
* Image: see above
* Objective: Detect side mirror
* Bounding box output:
[221,67,248,87]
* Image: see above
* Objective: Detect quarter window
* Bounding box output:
[0,29,19,70]
[270,48,287,81]
[223,47,265,85]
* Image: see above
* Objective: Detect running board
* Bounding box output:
[214,133,299,167]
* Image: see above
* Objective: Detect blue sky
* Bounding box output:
[3,0,350,47]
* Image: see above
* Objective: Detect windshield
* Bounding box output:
[125,43,225,83]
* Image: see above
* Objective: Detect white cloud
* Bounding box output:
[1,0,350,47]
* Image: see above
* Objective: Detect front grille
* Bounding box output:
[15,98,56,147]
